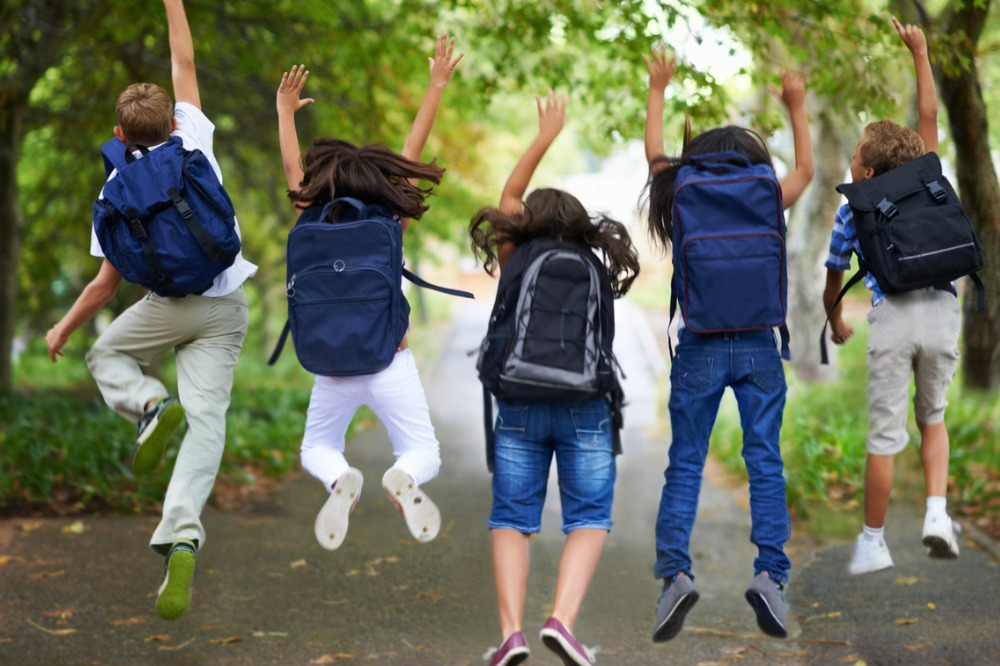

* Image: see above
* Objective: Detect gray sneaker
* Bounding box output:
[652,573,699,642]
[745,572,788,638]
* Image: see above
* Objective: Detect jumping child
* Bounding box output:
[275,35,463,550]
[471,91,640,666]
[643,47,814,640]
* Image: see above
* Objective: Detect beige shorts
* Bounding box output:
[865,288,961,456]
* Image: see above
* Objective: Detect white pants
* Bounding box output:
[301,349,441,489]
[85,288,248,555]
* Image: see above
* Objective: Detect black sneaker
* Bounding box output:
[131,397,185,475]
[745,571,788,638]
[652,573,699,642]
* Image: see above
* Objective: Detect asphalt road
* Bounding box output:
[2,297,998,665]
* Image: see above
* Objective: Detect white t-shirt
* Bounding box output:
[91,102,257,297]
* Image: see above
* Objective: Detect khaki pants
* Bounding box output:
[86,287,248,555]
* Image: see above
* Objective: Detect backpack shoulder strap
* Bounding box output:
[402,267,474,299]
[819,266,867,365]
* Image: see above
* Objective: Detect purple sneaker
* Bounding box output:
[540,617,598,666]
[483,631,529,666]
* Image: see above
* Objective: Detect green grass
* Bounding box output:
[709,319,1000,532]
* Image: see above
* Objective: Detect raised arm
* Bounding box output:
[498,91,567,216]
[775,71,814,208]
[162,0,200,109]
[401,33,464,163]
[276,64,315,214]
[45,259,123,363]
[893,16,938,153]
[643,46,675,172]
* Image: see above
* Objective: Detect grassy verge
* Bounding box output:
[709,320,1000,538]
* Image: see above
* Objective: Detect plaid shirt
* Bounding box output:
[824,203,885,306]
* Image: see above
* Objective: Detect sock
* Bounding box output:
[862,524,884,542]
[926,496,947,515]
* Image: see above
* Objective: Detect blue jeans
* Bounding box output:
[489,398,616,535]
[654,329,791,584]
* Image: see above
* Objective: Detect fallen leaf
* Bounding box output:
[20,521,43,532]
[41,607,74,622]
[144,634,170,642]
[895,617,919,625]
[158,638,195,651]
[28,570,66,581]
[0,638,12,644]
[210,636,244,645]
[111,617,148,626]
[289,559,307,569]
[26,619,77,636]
[905,642,931,651]
[0,556,12,567]
[252,630,289,637]
[310,653,358,664]
[61,520,90,535]
[926,602,936,610]
[894,575,922,586]
[416,588,442,601]
[826,611,842,618]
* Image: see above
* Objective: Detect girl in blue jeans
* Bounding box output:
[642,47,814,641]
[470,92,639,666]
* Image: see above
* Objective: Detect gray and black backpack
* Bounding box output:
[477,237,623,470]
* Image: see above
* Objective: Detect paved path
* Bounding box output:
[1,297,998,665]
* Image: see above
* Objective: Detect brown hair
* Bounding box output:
[858,120,926,176]
[115,83,173,146]
[469,188,640,296]
[290,138,444,220]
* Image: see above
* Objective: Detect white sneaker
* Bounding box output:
[922,512,960,559]
[848,533,894,575]
[314,467,363,551]
[382,468,440,543]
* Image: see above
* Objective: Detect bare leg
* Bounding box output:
[492,528,530,640]
[864,453,895,528]
[550,528,608,633]
[919,421,950,498]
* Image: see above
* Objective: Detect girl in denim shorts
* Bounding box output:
[469,92,639,666]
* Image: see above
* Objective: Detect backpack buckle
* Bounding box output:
[926,179,947,201]
[168,188,194,220]
[876,197,897,219]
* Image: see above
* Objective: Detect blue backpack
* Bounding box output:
[268,198,473,376]
[94,137,241,297]
[671,151,790,359]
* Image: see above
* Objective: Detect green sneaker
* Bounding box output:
[131,397,185,475]
[156,540,196,621]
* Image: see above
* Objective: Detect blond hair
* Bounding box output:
[115,83,173,146]
[858,120,925,176]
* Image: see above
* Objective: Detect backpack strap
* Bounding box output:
[819,266,867,365]
[267,320,292,366]
[483,387,495,473]
[969,272,986,312]
[402,268,474,299]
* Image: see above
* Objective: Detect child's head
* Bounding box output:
[469,187,639,295]
[290,138,444,220]
[851,120,925,181]
[115,83,174,146]
[645,125,773,249]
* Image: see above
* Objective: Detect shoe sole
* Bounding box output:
[131,402,185,475]
[315,468,363,551]
[156,548,195,621]
[540,630,592,666]
[652,590,699,642]
[382,468,440,543]
[745,589,788,638]
[922,534,959,559]
[492,647,530,666]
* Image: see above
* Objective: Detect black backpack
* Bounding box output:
[821,152,985,363]
[477,237,623,471]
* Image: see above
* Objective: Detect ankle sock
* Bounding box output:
[862,525,884,542]
[926,496,947,515]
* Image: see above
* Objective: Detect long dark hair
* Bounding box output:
[469,187,640,296]
[645,125,773,249]
[289,138,445,220]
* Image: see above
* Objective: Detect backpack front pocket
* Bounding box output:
[886,204,983,286]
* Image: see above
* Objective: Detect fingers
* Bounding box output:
[279,64,309,93]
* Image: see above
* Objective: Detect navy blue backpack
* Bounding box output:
[268,198,473,376]
[94,137,241,297]
[670,151,790,359]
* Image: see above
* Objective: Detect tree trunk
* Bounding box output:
[935,0,1000,389]
[786,110,851,382]
[0,105,25,391]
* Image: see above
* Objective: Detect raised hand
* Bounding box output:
[536,89,567,139]
[277,64,315,115]
[774,70,806,111]
[429,33,465,88]
[892,16,928,56]
[643,46,676,90]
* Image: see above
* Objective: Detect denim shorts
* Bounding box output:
[488,397,616,535]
